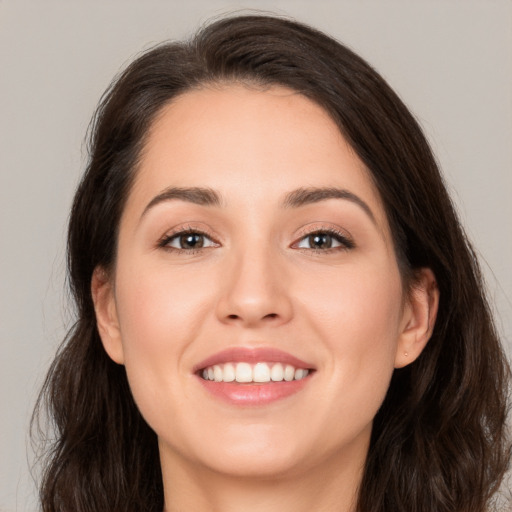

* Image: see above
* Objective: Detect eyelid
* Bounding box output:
[156,222,354,253]
[291,224,355,251]
[157,224,220,251]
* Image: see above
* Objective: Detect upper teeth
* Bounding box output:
[201,362,309,383]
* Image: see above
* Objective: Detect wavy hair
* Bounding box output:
[33,14,511,511]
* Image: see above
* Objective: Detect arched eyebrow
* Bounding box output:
[141,186,224,219]
[282,187,376,224]
[140,185,376,225]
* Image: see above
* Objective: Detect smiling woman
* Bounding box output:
[33,14,510,512]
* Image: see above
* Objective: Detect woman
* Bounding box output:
[33,14,510,512]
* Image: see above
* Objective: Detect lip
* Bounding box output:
[193,347,315,373]
[193,347,315,406]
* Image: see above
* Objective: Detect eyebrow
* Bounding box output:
[282,187,376,224]
[141,186,224,219]
[140,185,376,225]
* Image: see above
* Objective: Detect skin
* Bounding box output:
[93,84,438,512]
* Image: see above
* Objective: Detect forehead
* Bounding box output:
[127,84,390,232]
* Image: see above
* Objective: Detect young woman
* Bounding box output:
[33,14,510,512]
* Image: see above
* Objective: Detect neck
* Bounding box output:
[160,447,364,512]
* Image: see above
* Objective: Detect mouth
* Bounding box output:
[194,347,315,405]
[199,362,310,383]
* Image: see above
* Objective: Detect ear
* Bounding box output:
[91,266,125,365]
[394,268,439,368]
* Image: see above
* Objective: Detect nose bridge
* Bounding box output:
[216,239,293,326]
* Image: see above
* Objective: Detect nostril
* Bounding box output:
[226,313,278,321]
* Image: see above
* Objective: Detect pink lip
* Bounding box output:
[198,378,310,406]
[193,347,314,373]
[194,347,315,406]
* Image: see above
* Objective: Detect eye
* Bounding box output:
[295,230,354,251]
[159,230,218,251]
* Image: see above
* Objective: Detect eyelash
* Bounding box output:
[157,227,355,254]
[158,227,219,254]
[292,227,355,253]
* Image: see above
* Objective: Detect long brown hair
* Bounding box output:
[33,14,511,511]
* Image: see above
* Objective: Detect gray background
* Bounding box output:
[1,1,511,510]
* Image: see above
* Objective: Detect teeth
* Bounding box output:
[294,368,306,380]
[213,365,223,382]
[284,364,295,381]
[235,362,253,383]
[223,362,235,382]
[270,363,284,381]
[253,362,271,382]
[201,362,310,383]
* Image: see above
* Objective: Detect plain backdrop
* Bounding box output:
[1,1,511,510]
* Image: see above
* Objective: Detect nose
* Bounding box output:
[215,247,294,328]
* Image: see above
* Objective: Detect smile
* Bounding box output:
[195,347,315,405]
[201,362,310,383]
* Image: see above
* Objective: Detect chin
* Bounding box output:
[161,424,313,479]
[201,445,308,479]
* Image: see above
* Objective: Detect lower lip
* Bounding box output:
[197,377,310,405]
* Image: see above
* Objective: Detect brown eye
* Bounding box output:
[295,230,354,251]
[161,231,217,251]
[179,233,205,249]
[308,233,333,249]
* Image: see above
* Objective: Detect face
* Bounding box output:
[94,84,432,482]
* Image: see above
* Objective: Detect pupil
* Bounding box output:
[180,233,203,249]
[310,233,332,249]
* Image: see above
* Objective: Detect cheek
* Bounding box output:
[112,259,216,420]
[297,259,403,409]
[115,258,215,346]
[300,257,402,340]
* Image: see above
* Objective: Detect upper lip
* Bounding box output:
[193,347,315,373]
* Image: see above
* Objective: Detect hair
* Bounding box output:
[33,14,510,512]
